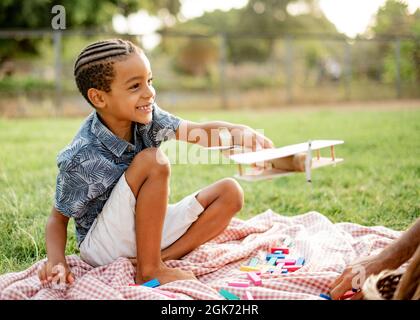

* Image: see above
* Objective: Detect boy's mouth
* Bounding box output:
[135,103,153,113]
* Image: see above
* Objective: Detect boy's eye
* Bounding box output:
[148,77,153,85]
[130,83,140,90]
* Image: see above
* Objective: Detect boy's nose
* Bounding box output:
[142,84,155,99]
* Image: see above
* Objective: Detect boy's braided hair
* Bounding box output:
[74,39,141,107]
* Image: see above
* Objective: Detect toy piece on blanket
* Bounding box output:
[142,278,160,288]
[266,253,285,260]
[240,265,261,272]
[277,259,295,266]
[245,291,255,300]
[267,257,278,266]
[228,280,250,288]
[247,272,262,286]
[270,247,290,254]
[248,257,259,267]
[220,289,240,300]
[339,290,356,300]
[240,246,305,276]
[319,293,332,300]
[281,265,302,272]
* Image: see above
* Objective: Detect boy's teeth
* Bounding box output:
[136,105,151,110]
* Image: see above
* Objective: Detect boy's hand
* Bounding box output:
[38,260,75,286]
[231,125,275,151]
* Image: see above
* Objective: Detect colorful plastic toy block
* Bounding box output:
[340,291,356,300]
[220,289,240,300]
[247,272,262,286]
[282,265,301,272]
[270,247,289,254]
[142,278,160,288]
[319,293,332,300]
[267,257,277,266]
[228,281,250,288]
[248,257,259,267]
[266,253,285,260]
[240,265,260,272]
[277,259,295,265]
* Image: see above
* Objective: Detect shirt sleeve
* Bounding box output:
[147,103,182,147]
[54,154,121,219]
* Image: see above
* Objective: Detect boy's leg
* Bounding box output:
[160,178,244,261]
[125,148,195,284]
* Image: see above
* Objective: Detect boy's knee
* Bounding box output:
[133,147,170,176]
[220,178,244,212]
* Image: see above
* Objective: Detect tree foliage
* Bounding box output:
[0,0,181,63]
[360,0,420,82]
[165,0,341,70]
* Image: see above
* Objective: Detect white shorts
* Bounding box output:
[79,173,205,267]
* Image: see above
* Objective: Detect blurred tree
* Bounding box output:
[364,0,419,83]
[0,0,181,72]
[371,0,413,36]
[164,0,341,71]
[411,9,420,82]
[175,38,219,76]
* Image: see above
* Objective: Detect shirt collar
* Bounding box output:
[90,111,137,158]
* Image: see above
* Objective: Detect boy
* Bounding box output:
[38,39,274,286]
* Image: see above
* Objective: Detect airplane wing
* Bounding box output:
[229,140,344,164]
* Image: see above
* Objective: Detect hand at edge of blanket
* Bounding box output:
[219,240,308,300]
[322,255,385,301]
[327,217,420,300]
[38,260,75,289]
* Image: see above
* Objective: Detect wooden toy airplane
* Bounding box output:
[209,140,344,182]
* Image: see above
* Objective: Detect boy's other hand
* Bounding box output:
[38,260,75,286]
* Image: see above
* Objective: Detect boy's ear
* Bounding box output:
[87,88,106,109]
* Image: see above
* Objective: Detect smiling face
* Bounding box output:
[98,50,155,125]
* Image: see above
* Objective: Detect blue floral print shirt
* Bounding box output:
[54,103,182,247]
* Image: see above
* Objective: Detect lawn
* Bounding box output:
[0,105,419,275]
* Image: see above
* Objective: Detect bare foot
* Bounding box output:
[135,265,196,285]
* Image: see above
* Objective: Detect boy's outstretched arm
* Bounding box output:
[38,207,74,285]
[175,120,274,150]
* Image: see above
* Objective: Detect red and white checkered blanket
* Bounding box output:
[0,210,401,300]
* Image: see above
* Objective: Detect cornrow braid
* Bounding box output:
[74,39,142,107]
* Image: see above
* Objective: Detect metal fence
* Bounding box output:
[0,29,419,116]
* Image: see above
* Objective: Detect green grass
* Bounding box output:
[1,106,419,275]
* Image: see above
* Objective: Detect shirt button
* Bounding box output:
[127,146,133,152]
